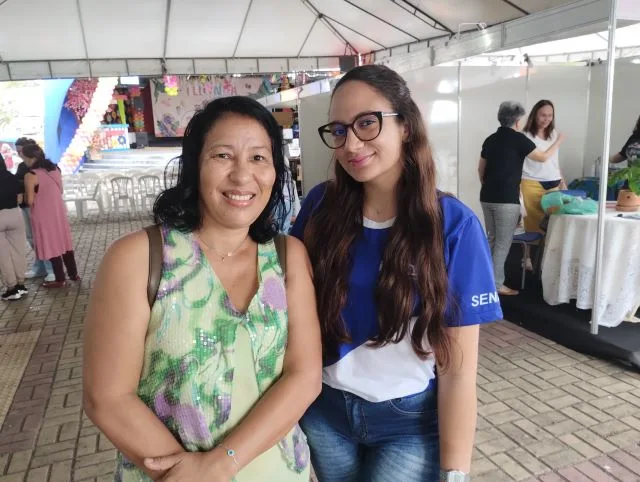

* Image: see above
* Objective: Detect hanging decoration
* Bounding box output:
[163,75,179,96]
[58,77,119,175]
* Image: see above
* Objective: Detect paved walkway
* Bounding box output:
[0,212,639,482]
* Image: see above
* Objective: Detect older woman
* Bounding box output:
[478,101,564,296]
[83,96,321,482]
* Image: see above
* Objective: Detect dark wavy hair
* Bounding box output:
[0,153,6,171]
[303,65,452,367]
[21,144,58,171]
[15,137,37,148]
[633,115,640,137]
[153,96,286,243]
[524,99,555,141]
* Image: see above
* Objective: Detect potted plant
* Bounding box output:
[608,158,640,211]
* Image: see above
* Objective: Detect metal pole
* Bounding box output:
[457,60,462,197]
[591,0,618,335]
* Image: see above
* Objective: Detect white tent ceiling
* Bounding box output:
[0,0,576,65]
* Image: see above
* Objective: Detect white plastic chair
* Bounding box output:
[71,174,105,218]
[138,175,162,210]
[110,176,136,212]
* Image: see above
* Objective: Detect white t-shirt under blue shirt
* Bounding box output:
[291,183,503,402]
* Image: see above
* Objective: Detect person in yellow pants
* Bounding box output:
[521,100,567,234]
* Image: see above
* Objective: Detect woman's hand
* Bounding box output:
[144,449,237,482]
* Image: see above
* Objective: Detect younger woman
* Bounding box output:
[23,144,79,287]
[292,65,503,482]
[521,100,567,233]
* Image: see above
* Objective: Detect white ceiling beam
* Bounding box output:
[297,16,320,57]
[378,0,612,72]
[162,0,172,59]
[2,57,346,80]
[301,0,358,54]
[500,0,529,15]
[324,14,388,49]
[341,0,419,41]
[233,0,254,57]
[75,0,92,77]
[388,0,453,34]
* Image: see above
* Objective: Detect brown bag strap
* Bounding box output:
[274,234,287,278]
[144,225,163,308]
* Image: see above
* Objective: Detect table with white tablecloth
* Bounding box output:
[541,209,640,327]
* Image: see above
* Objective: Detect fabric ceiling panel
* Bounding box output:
[127,59,164,75]
[166,0,250,58]
[234,0,316,57]
[511,0,577,14]
[0,0,85,61]
[345,0,448,39]
[309,0,416,50]
[413,0,522,32]
[50,60,92,78]
[79,0,165,58]
[299,20,350,57]
[0,64,10,82]
[9,62,51,80]
[165,58,196,74]
[330,22,383,53]
[193,59,228,74]
[89,60,128,77]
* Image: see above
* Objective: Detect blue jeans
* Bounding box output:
[300,384,440,482]
[21,207,53,276]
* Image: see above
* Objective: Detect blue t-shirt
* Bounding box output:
[291,183,502,402]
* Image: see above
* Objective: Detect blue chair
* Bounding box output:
[512,231,544,290]
[559,189,587,198]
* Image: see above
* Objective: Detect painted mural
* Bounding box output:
[151,76,265,137]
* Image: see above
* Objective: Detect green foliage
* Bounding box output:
[608,159,640,196]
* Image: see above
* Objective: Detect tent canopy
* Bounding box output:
[1,0,574,65]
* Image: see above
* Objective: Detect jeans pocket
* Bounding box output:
[386,388,436,416]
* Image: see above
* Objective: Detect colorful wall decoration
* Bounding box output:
[151,76,264,137]
[58,77,119,174]
[92,124,130,152]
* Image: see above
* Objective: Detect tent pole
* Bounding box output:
[592,0,618,335]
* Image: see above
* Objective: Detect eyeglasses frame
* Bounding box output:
[317,111,400,149]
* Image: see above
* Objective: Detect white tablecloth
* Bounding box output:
[541,209,640,327]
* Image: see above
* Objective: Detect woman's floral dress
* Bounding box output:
[115,226,310,481]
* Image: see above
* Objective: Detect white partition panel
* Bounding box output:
[526,66,590,184]
[459,66,527,220]
[403,66,460,195]
[586,61,640,173]
[298,92,333,196]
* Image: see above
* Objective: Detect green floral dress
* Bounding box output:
[115,226,310,481]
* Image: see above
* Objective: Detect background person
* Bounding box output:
[22,144,79,288]
[14,137,55,282]
[521,100,567,234]
[478,101,563,296]
[0,153,28,301]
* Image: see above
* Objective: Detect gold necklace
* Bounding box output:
[197,233,248,261]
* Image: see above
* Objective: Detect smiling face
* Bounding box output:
[329,80,406,184]
[535,104,554,131]
[198,113,276,230]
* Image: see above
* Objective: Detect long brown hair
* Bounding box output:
[303,65,451,367]
[21,144,58,172]
[524,99,555,140]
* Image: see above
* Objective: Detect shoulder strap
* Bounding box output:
[144,225,163,308]
[274,234,287,277]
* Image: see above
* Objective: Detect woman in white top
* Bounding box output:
[521,100,567,235]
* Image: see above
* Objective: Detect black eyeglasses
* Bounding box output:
[317,111,400,149]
